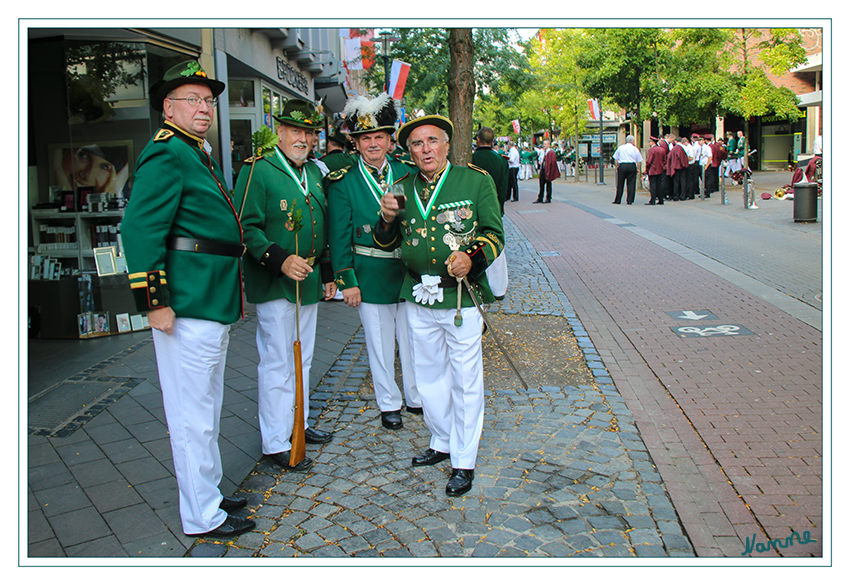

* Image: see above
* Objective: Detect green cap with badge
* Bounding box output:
[149,60,225,112]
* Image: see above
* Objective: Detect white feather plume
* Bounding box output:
[344,92,392,118]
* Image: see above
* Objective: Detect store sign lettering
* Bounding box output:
[277,57,308,94]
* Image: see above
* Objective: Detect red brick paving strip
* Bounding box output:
[507,201,822,557]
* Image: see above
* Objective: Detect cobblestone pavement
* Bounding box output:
[190,218,694,559]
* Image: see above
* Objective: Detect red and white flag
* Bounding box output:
[388,59,411,100]
[588,98,600,120]
[511,119,521,134]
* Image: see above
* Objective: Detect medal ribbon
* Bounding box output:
[413,162,452,220]
[358,158,392,206]
[275,147,309,197]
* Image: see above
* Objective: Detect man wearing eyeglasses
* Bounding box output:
[122,60,254,539]
[373,115,504,497]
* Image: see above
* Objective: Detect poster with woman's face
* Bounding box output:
[50,141,132,200]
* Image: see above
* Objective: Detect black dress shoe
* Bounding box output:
[265,451,314,472]
[219,495,247,513]
[406,406,423,415]
[411,448,450,467]
[192,515,256,539]
[532,199,543,204]
[446,468,474,496]
[645,202,655,205]
[305,427,333,444]
[381,410,403,430]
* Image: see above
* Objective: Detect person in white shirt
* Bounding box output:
[612,135,643,205]
[507,141,520,201]
[697,135,712,197]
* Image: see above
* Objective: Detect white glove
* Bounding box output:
[414,275,444,305]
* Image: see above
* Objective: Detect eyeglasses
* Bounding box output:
[409,137,445,151]
[167,96,218,108]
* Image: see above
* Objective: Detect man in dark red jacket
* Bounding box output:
[645,136,668,205]
[668,137,690,201]
[534,139,561,203]
[707,133,726,195]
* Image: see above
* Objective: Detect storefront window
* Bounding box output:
[262,87,272,128]
[28,32,195,274]
[228,79,255,108]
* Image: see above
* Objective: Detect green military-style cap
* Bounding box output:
[150,60,225,112]
[274,98,325,130]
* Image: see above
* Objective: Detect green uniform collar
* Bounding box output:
[163,120,206,150]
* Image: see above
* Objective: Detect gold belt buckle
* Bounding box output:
[305,256,316,266]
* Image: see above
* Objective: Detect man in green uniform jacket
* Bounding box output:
[320,125,356,174]
[471,126,510,299]
[233,98,336,473]
[326,93,421,431]
[374,115,504,497]
[471,126,509,215]
[121,60,253,539]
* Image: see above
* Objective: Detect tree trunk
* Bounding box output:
[447,28,475,167]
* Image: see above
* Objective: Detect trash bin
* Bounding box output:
[793,181,818,222]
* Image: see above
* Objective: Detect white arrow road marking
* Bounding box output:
[680,311,708,320]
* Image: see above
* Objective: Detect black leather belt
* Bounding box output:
[167,236,245,258]
[408,269,460,288]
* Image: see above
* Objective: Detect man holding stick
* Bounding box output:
[234,99,336,473]
[373,115,504,496]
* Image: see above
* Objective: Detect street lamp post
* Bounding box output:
[371,30,399,93]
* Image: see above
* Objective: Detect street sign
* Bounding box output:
[666,310,718,321]
[672,325,754,338]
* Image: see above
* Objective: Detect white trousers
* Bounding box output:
[726,158,742,176]
[358,301,420,412]
[486,250,508,298]
[256,298,318,455]
[152,318,230,535]
[406,303,485,469]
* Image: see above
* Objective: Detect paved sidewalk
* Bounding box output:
[189,219,692,559]
[508,175,823,557]
[27,302,362,557]
[25,169,823,561]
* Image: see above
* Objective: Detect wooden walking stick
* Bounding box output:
[288,205,307,467]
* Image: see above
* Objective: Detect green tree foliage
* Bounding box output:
[719,28,809,121]
[363,28,532,125]
[570,27,808,129]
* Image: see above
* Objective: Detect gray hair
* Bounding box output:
[626,135,635,144]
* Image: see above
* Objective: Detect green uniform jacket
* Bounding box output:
[122,121,244,325]
[727,137,739,159]
[233,148,331,306]
[326,156,413,304]
[733,136,746,159]
[320,150,357,174]
[373,163,504,310]
[471,146,509,215]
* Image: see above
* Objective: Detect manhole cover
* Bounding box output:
[28,377,143,437]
